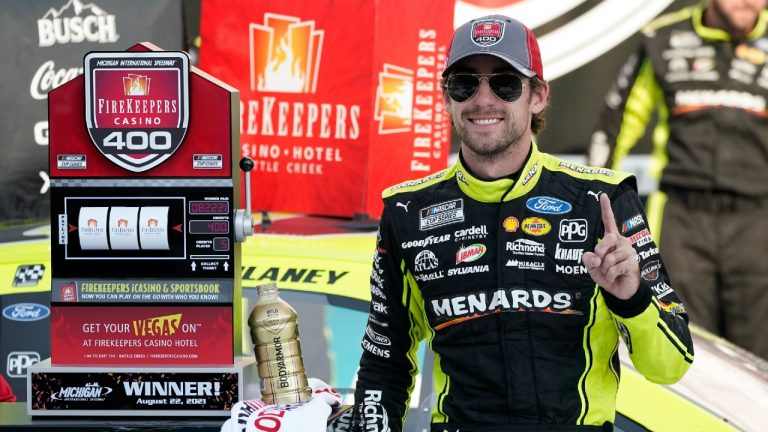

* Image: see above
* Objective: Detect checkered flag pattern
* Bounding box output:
[13,264,45,287]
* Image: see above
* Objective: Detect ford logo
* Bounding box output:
[526,196,572,214]
[2,303,50,322]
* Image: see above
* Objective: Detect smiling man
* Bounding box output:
[351,14,694,432]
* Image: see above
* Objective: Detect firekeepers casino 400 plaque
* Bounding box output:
[84,51,189,173]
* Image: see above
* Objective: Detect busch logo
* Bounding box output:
[559,219,587,242]
[7,351,40,378]
[38,0,119,47]
[84,51,189,172]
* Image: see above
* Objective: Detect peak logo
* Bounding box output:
[250,13,324,93]
[132,313,182,337]
[374,64,414,134]
[38,0,119,47]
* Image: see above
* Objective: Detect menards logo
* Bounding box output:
[456,244,486,264]
[132,313,181,337]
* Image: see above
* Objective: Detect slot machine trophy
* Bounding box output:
[28,42,258,417]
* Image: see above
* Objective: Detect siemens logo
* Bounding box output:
[2,303,50,322]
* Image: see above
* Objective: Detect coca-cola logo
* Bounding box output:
[30,60,83,100]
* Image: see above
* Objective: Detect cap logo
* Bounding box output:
[471,19,504,47]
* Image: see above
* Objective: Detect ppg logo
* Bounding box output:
[559,219,588,242]
[7,351,40,378]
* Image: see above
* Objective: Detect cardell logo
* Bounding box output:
[526,196,572,214]
[2,303,50,322]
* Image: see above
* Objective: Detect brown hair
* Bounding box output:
[529,76,549,135]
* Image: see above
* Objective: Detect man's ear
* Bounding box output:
[530,81,549,114]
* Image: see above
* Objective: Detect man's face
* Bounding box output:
[443,55,543,159]
[711,0,765,37]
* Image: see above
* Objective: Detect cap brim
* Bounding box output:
[442,52,536,78]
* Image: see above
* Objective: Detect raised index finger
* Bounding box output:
[599,193,618,235]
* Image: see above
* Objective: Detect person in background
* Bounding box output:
[351,14,693,432]
[588,0,768,359]
[0,373,16,402]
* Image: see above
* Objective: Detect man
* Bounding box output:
[588,0,768,359]
[352,14,694,432]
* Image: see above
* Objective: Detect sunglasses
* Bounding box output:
[445,73,528,103]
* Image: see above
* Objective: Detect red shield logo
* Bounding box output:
[84,51,190,172]
[471,19,504,47]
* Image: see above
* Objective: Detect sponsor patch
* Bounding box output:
[502,216,519,232]
[419,199,464,230]
[621,213,645,233]
[559,219,587,242]
[641,260,661,281]
[456,244,486,264]
[521,217,551,236]
[2,303,50,322]
[471,18,505,47]
[507,239,544,256]
[56,154,87,169]
[628,228,652,247]
[526,196,572,214]
[414,250,439,272]
[13,264,46,287]
[506,259,544,271]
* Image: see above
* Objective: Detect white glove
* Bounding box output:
[221,378,342,432]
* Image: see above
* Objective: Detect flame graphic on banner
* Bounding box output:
[123,74,150,96]
[374,64,414,134]
[249,13,324,93]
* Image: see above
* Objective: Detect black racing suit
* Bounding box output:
[588,4,768,358]
[352,143,694,431]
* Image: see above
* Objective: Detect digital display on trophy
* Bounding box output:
[189,200,229,215]
[189,220,230,235]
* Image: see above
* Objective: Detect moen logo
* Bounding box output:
[374,64,413,134]
[132,313,182,337]
[84,51,190,172]
[249,13,324,93]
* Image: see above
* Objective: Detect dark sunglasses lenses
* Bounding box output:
[447,74,523,103]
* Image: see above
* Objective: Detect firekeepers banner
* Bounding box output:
[199,0,454,217]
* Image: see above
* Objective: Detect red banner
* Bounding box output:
[200,0,454,217]
[50,306,232,365]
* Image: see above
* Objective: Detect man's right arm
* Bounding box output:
[352,204,427,432]
[588,41,660,169]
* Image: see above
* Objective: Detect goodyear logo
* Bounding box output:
[521,217,551,236]
[132,313,181,337]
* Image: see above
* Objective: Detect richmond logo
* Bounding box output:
[374,64,413,134]
[249,13,324,93]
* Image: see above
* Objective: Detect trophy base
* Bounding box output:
[27,356,258,417]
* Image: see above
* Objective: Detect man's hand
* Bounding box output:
[582,193,640,300]
[221,378,342,432]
